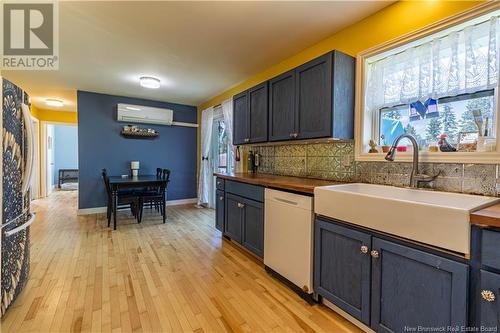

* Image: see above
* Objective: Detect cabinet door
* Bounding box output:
[215,190,224,232]
[248,82,268,143]
[371,238,468,333]
[269,70,296,142]
[225,194,243,243]
[233,91,249,145]
[295,53,332,140]
[478,270,500,327]
[314,219,372,324]
[241,198,264,258]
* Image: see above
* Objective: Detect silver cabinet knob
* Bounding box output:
[370,250,379,258]
[360,245,369,254]
[244,138,250,143]
[293,133,298,138]
[481,290,496,302]
[219,196,223,201]
[237,203,245,208]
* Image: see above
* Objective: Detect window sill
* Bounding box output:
[355,151,500,164]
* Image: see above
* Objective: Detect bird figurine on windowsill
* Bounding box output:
[438,134,457,152]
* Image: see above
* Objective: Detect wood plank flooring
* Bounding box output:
[1,190,361,333]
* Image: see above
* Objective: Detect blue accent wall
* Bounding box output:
[53,125,78,185]
[77,91,198,209]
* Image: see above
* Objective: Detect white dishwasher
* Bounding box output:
[264,188,314,294]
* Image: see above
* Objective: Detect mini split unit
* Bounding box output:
[116,103,197,128]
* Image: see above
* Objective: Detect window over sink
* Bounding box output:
[356,4,500,163]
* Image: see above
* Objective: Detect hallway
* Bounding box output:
[1,191,359,333]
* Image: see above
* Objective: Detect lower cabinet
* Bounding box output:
[225,193,243,243]
[241,198,264,258]
[478,270,500,327]
[314,218,469,332]
[314,219,371,324]
[371,238,468,333]
[224,192,264,258]
[215,190,224,232]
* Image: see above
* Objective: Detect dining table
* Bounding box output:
[108,175,168,229]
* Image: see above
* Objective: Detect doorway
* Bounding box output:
[209,108,233,206]
[41,123,78,197]
[30,117,40,200]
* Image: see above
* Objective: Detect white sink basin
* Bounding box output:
[314,183,500,254]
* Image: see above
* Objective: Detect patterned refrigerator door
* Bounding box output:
[1,78,33,316]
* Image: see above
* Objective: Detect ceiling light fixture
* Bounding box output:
[45,99,64,107]
[140,76,161,89]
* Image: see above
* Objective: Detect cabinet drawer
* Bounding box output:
[216,177,225,190]
[225,180,264,202]
[481,229,500,270]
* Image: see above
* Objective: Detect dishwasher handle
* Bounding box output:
[265,189,313,211]
[273,197,299,206]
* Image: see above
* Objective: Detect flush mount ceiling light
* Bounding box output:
[140,76,161,89]
[45,99,64,107]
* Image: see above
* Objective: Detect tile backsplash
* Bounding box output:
[250,141,500,196]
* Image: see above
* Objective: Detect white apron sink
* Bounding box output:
[314,183,500,254]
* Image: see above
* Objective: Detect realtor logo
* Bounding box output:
[1,1,59,70]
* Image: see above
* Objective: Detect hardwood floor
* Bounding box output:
[1,190,361,333]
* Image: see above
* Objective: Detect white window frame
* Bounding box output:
[355,2,500,164]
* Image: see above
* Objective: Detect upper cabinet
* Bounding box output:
[295,53,333,140]
[233,82,268,145]
[269,70,296,141]
[233,91,249,145]
[233,50,355,145]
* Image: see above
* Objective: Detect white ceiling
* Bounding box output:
[3,1,393,112]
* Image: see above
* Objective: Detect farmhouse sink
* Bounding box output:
[314,183,500,254]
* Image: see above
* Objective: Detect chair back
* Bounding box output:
[101,168,112,200]
[156,168,162,178]
[162,169,171,183]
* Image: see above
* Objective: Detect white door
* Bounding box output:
[46,125,55,195]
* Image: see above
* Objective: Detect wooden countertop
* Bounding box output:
[214,173,342,194]
[471,203,500,228]
[217,172,500,227]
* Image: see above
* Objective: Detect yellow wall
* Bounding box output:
[195,0,483,175]
[198,1,482,111]
[31,105,78,124]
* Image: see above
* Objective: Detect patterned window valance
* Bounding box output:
[365,15,499,112]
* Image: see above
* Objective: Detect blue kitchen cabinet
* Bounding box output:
[221,182,265,258]
[477,270,500,327]
[241,197,264,258]
[225,193,243,243]
[314,218,372,324]
[215,189,224,232]
[370,238,468,333]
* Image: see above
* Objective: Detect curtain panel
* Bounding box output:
[365,16,499,112]
[221,98,234,174]
[197,107,214,207]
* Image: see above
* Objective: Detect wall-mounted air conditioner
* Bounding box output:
[117,103,173,125]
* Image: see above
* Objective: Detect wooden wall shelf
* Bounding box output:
[120,131,159,139]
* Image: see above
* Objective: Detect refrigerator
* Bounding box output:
[1,78,36,316]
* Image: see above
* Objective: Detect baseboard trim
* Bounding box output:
[77,207,107,215]
[165,198,198,206]
[77,198,198,215]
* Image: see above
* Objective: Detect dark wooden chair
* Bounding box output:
[101,169,141,227]
[138,169,170,224]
